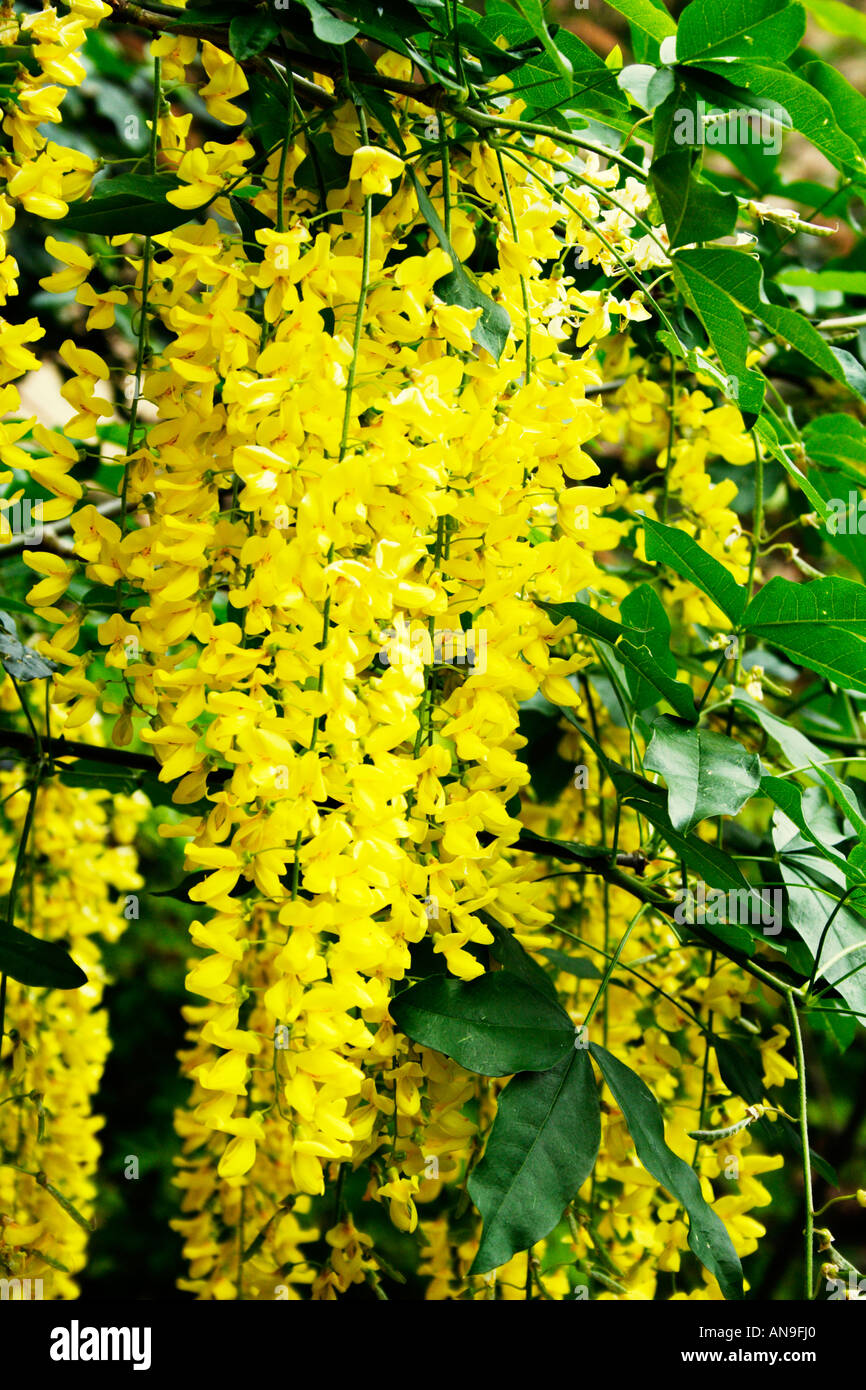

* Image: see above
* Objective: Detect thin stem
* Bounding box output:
[275,66,295,235]
[661,355,676,522]
[806,885,859,997]
[691,951,716,1168]
[119,55,160,533]
[236,1186,245,1300]
[697,649,728,714]
[466,107,646,178]
[583,903,648,1028]
[495,148,532,385]
[310,105,373,752]
[746,431,764,607]
[438,119,452,242]
[786,990,813,1300]
[551,923,715,1032]
[9,676,42,758]
[338,108,373,460]
[814,1192,860,1218]
[734,432,763,686]
[1,765,44,1049]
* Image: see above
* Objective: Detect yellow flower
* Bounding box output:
[349,144,405,197]
[39,236,94,292]
[199,40,249,126]
[760,1025,798,1088]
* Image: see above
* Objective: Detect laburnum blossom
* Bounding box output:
[0,12,789,1306]
[349,144,405,196]
[0,753,146,1298]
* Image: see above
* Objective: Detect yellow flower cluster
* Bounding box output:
[522,782,786,1298]
[0,9,785,1299]
[0,702,146,1297]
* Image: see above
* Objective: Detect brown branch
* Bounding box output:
[0,725,158,773]
[104,0,455,110]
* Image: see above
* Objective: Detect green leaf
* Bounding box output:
[603,0,676,42]
[776,268,866,295]
[794,59,866,151]
[713,1035,766,1106]
[809,768,866,844]
[810,997,857,1053]
[305,0,432,53]
[76,583,147,611]
[89,173,181,203]
[762,775,863,881]
[753,414,835,527]
[589,1043,744,1300]
[732,689,844,782]
[803,414,866,488]
[803,0,866,41]
[54,760,142,796]
[650,150,737,249]
[618,64,674,112]
[677,245,866,405]
[645,714,761,832]
[468,1047,600,1274]
[772,782,851,852]
[697,61,866,177]
[683,242,866,402]
[38,1178,93,1233]
[643,516,746,623]
[488,18,626,122]
[296,0,359,44]
[145,871,206,901]
[657,328,740,411]
[390,971,575,1075]
[512,0,572,87]
[0,927,87,990]
[540,947,602,980]
[538,597,697,721]
[562,716,755,930]
[670,252,766,420]
[230,194,271,263]
[781,855,866,1019]
[677,0,805,62]
[618,581,680,711]
[62,180,192,237]
[229,12,279,59]
[742,575,866,694]
[0,612,56,682]
[434,268,511,360]
[411,173,510,361]
[482,915,560,1003]
[610,766,758,907]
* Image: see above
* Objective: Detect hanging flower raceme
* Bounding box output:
[0,688,146,1297]
[0,7,796,1303]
